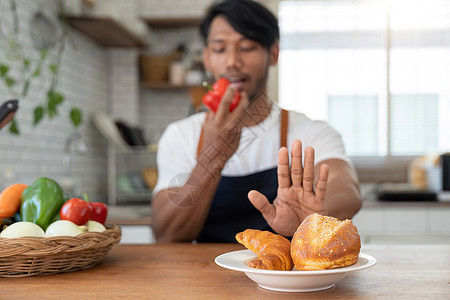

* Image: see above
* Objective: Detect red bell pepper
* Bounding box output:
[202,78,240,112]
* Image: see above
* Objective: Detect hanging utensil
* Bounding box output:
[0,99,19,130]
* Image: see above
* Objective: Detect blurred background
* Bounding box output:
[0,0,449,244]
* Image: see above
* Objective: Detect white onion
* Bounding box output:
[45,220,87,237]
[86,220,106,232]
[0,221,45,238]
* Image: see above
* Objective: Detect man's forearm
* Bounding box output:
[152,146,230,242]
[325,178,361,220]
[319,159,362,220]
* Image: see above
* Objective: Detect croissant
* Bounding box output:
[235,229,294,271]
[291,213,361,270]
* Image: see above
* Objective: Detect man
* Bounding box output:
[151,0,361,243]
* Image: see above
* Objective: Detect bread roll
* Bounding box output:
[236,229,294,271]
[291,213,361,270]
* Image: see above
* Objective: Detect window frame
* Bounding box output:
[270,0,448,182]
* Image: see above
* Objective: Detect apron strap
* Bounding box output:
[197,109,289,159]
[280,108,288,148]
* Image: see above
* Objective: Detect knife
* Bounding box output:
[0,99,18,130]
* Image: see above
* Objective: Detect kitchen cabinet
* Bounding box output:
[65,16,147,48]
[106,204,153,244]
[141,81,202,90]
[119,225,154,244]
[352,198,450,244]
[141,17,202,28]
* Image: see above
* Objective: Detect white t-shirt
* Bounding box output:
[153,104,349,194]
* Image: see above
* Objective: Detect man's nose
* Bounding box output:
[225,49,242,69]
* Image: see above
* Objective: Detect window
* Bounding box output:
[328,95,379,155]
[278,0,450,158]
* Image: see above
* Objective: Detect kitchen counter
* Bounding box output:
[360,183,450,207]
[362,196,450,208]
[2,243,449,299]
[104,197,450,226]
[106,205,151,225]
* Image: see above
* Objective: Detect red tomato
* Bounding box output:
[88,202,108,225]
[202,78,240,112]
[60,198,92,225]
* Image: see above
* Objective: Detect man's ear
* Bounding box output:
[203,47,211,72]
[269,42,279,66]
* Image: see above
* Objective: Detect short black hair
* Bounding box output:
[200,0,280,50]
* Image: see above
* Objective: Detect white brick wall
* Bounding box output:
[140,89,191,144]
[107,49,140,125]
[0,0,214,203]
[1,0,270,203]
[0,0,109,201]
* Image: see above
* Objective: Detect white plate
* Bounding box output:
[215,250,377,293]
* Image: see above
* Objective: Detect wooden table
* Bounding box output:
[2,243,449,299]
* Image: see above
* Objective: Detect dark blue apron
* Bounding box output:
[196,109,288,243]
[196,167,278,242]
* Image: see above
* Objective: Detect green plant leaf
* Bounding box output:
[0,64,9,77]
[33,106,45,126]
[32,67,41,77]
[22,79,30,96]
[7,36,19,54]
[8,119,19,134]
[23,58,30,70]
[70,107,82,127]
[47,102,57,119]
[47,90,65,118]
[5,77,16,87]
[31,50,48,78]
[49,63,58,74]
[40,49,48,60]
[53,92,64,105]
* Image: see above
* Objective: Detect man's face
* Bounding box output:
[203,16,279,100]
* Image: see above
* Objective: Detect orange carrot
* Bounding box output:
[0,183,28,218]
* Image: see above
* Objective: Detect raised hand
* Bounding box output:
[248,139,329,236]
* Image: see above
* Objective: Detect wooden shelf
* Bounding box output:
[141,81,204,90]
[141,17,202,28]
[65,16,147,48]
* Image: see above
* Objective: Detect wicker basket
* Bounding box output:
[139,49,183,83]
[0,225,121,277]
[140,54,170,82]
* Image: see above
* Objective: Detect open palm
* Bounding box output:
[248,139,329,236]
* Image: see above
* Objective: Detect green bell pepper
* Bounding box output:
[20,177,65,230]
